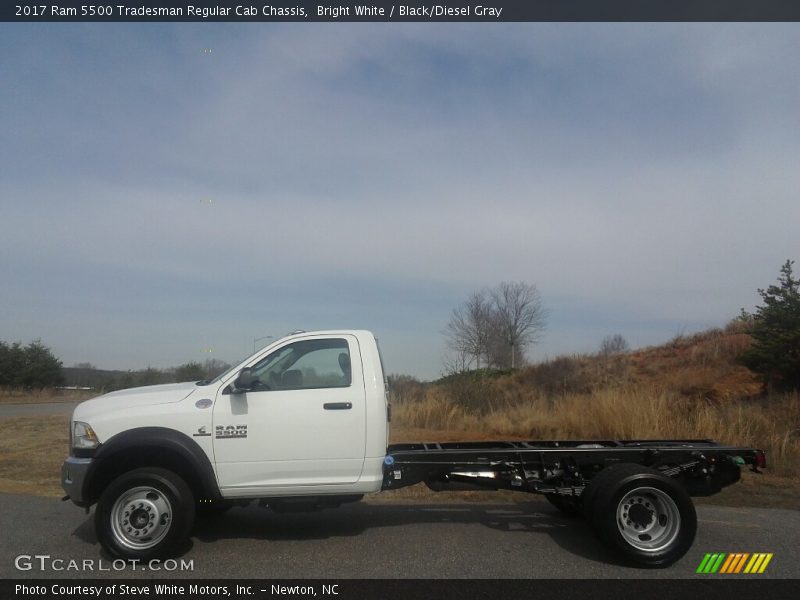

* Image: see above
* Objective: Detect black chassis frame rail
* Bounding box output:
[381,439,764,497]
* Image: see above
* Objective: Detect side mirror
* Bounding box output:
[233,368,255,393]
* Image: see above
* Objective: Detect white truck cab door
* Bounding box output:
[212,334,367,492]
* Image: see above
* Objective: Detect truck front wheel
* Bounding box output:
[587,464,696,567]
[95,467,195,560]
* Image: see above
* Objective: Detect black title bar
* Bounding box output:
[4,1,800,22]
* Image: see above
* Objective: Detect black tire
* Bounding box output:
[95,467,195,560]
[581,463,630,521]
[544,493,582,517]
[586,463,696,568]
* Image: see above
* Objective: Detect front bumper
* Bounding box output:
[61,456,94,507]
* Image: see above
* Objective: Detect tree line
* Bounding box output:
[0,338,233,391]
[65,358,232,391]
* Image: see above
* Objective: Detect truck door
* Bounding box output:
[212,334,367,491]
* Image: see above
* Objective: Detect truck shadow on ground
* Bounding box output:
[71,500,628,568]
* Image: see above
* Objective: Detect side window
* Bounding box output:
[250,338,352,391]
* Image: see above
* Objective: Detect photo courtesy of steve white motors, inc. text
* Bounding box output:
[15,583,337,597]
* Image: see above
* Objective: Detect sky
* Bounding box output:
[1,23,798,380]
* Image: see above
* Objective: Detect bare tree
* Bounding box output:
[441,349,473,376]
[484,326,522,369]
[445,282,546,371]
[444,291,493,369]
[490,282,546,369]
[599,334,629,357]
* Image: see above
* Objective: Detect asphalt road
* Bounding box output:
[1,493,797,579]
[0,402,77,417]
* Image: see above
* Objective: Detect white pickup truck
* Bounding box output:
[62,329,764,567]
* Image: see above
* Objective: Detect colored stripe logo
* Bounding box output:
[696,553,773,574]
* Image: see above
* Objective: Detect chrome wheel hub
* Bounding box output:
[616,486,680,552]
[110,486,172,550]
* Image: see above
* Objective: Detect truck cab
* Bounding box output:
[62,330,390,559]
[208,331,389,494]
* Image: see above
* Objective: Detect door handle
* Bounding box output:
[324,402,352,410]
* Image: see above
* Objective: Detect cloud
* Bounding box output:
[1,24,798,378]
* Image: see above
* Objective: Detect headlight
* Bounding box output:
[72,421,99,449]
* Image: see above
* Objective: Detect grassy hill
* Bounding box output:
[390,322,799,484]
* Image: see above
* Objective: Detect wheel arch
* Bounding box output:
[85,427,221,506]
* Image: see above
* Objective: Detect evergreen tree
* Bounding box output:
[0,339,64,388]
[20,340,64,387]
[740,260,800,391]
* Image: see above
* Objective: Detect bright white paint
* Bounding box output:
[71,330,390,498]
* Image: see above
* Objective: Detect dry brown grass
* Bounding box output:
[388,392,800,509]
[626,327,761,400]
[392,388,800,478]
[0,388,92,404]
[0,415,69,496]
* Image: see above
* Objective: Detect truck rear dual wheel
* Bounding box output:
[95,468,195,560]
[582,463,696,568]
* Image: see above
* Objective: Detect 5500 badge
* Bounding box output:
[216,425,248,439]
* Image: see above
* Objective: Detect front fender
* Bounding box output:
[81,427,220,505]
